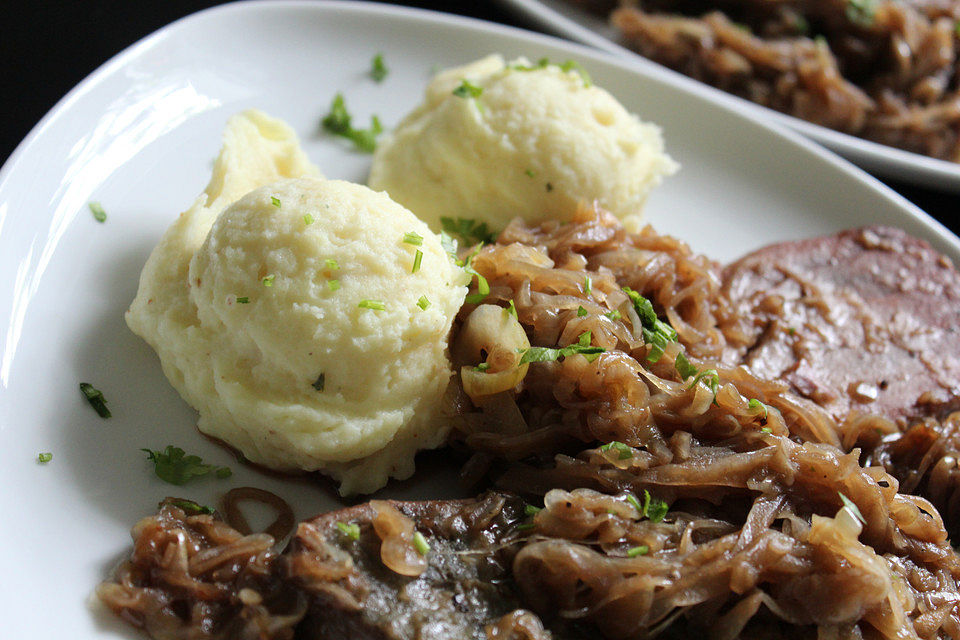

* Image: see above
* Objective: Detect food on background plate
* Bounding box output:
[126,110,469,495]
[581,0,960,162]
[369,54,677,233]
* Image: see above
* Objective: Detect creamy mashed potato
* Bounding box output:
[369,54,678,232]
[127,110,468,494]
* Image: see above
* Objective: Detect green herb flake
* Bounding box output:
[506,299,517,317]
[325,258,340,270]
[583,275,592,296]
[622,287,678,364]
[625,493,644,514]
[518,331,604,365]
[303,213,314,225]
[524,504,542,516]
[510,57,551,72]
[440,217,497,245]
[577,305,588,318]
[747,398,768,420]
[463,255,490,305]
[236,296,250,304]
[559,59,592,86]
[839,492,867,525]
[262,275,275,287]
[37,452,53,464]
[88,201,107,222]
[327,280,340,292]
[141,446,231,486]
[599,441,633,460]
[515,522,536,532]
[403,231,424,246]
[337,521,361,541]
[689,368,721,402]
[846,0,877,27]
[412,249,423,274]
[452,79,483,100]
[643,489,669,523]
[605,310,622,321]
[524,168,536,178]
[761,426,773,433]
[412,531,431,555]
[417,295,431,310]
[321,93,383,153]
[674,352,698,380]
[79,382,111,418]
[271,196,281,208]
[473,362,491,372]
[370,53,388,82]
[313,373,325,392]
[166,498,215,516]
[358,299,386,311]
[627,545,649,557]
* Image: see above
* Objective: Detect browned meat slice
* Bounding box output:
[720,226,960,425]
[285,492,568,640]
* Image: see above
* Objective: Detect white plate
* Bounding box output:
[500,0,960,192]
[1,1,958,637]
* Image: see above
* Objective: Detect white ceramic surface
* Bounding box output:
[501,0,960,193]
[1,1,958,637]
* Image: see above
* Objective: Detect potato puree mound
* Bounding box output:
[127,110,468,494]
[369,55,678,231]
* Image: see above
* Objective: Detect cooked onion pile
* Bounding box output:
[592,0,960,162]
[100,207,960,639]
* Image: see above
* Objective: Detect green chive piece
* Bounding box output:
[605,310,622,321]
[359,299,386,311]
[675,352,698,380]
[336,521,361,541]
[627,545,649,557]
[403,231,424,246]
[325,259,340,270]
[452,79,483,99]
[412,249,423,274]
[327,280,340,292]
[515,522,536,532]
[583,275,592,296]
[262,275,275,287]
[165,498,215,515]
[506,300,517,317]
[761,426,773,433]
[271,196,281,208]
[839,492,867,525]
[79,382,111,418]
[38,452,53,463]
[371,53,388,82]
[524,504,542,516]
[525,168,535,178]
[412,531,431,555]
[625,493,643,514]
[417,295,430,310]
[303,213,314,225]
[599,441,633,460]
[474,362,491,372]
[577,305,588,318]
[88,201,107,222]
[236,296,250,304]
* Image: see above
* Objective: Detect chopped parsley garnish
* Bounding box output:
[440,217,497,245]
[358,299,386,311]
[412,531,431,555]
[524,168,536,178]
[412,250,423,274]
[674,352,698,380]
[510,57,591,86]
[506,299,517,317]
[510,57,551,72]
[625,490,668,523]
[327,280,340,292]
[417,295,431,310]
[839,492,866,525]
[236,296,250,304]
[88,201,107,222]
[370,53,388,82]
[524,504,542,516]
[166,498,215,516]
[622,287,677,363]
[761,426,773,434]
[747,398,768,419]
[270,196,281,208]
[403,231,424,246]
[79,382,111,418]
[515,522,536,532]
[583,275,592,296]
[141,445,231,485]
[627,545,649,557]
[519,330,604,364]
[325,258,340,270]
[337,521,361,540]
[577,305,588,318]
[313,373,325,392]
[303,213,314,225]
[474,362,491,372]
[262,275,275,287]
[463,259,490,305]
[845,0,876,26]
[605,310,621,321]
[452,79,483,100]
[37,452,53,463]
[599,441,633,460]
[321,93,383,153]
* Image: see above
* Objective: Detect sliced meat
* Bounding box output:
[720,225,960,424]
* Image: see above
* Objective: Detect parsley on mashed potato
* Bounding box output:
[126,110,468,494]
[369,55,678,232]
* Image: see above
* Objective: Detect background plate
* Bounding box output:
[500,0,960,193]
[1,1,958,638]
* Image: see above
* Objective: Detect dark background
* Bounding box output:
[2,0,955,229]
